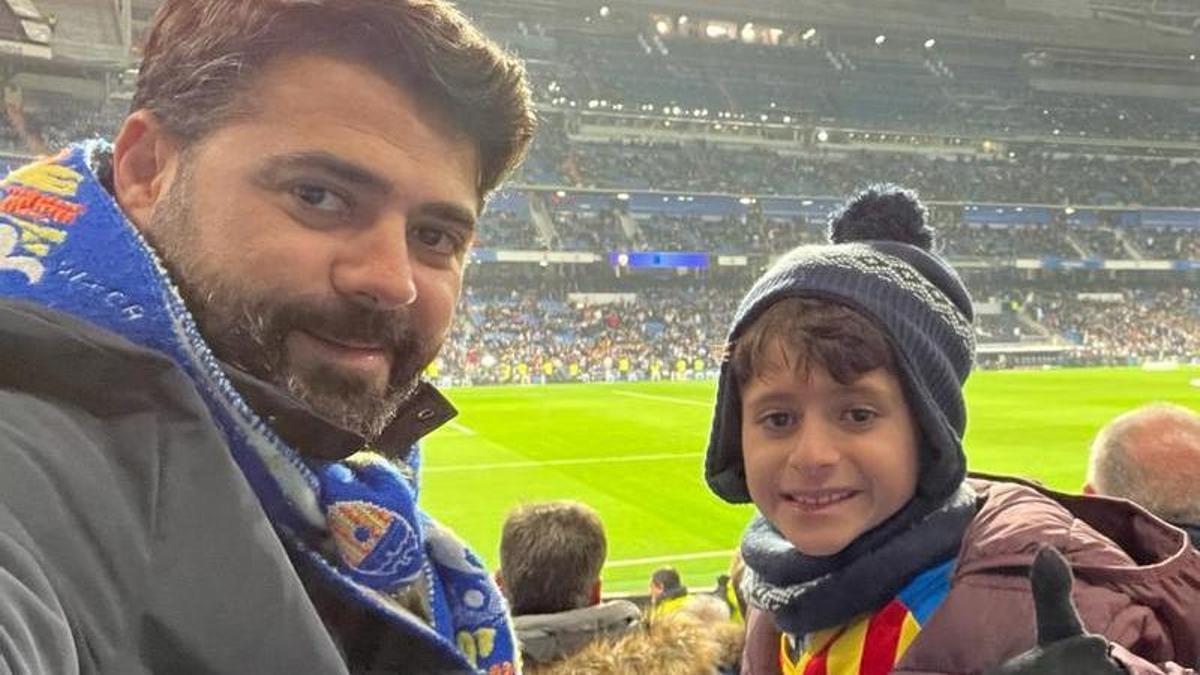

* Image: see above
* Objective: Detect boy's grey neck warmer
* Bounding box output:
[741,483,977,636]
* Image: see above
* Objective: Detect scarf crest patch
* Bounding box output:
[0,143,517,674]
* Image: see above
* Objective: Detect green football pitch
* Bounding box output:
[420,366,1200,594]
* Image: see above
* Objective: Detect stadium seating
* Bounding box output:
[2,0,1197,383]
[434,271,1200,384]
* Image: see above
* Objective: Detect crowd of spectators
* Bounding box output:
[1069,227,1130,259]
[523,22,1200,145]
[1131,226,1200,260]
[0,99,122,155]
[474,206,1200,261]
[3,91,1200,211]
[434,276,1199,385]
[935,222,1078,258]
[521,137,1200,209]
[436,286,737,385]
[474,209,545,250]
[1028,288,1200,362]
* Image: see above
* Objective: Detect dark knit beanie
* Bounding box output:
[705,186,975,504]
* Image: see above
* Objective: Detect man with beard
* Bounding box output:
[0,1,534,673]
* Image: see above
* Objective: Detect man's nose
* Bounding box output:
[332,218,419,310]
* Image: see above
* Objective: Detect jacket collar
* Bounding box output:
[514,600,641,664]
[222,362,456,461]
[1176,522,1200,550]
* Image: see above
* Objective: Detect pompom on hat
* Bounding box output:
[705,186,976,504]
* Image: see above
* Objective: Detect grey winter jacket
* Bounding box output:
[0,298,459,673]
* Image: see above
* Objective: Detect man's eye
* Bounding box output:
[292,185,350,213]
[413,225,465,256]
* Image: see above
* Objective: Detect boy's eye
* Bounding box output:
[842,407,878,425]
[758,411,795,430]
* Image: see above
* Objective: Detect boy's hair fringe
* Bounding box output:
[731,297,895,387]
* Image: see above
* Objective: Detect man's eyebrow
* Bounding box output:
[413,202,478,230]
[260,151,392,195]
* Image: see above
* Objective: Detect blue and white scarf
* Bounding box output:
[0,142,517,674]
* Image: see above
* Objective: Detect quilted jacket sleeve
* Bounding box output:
[0,503,78,675]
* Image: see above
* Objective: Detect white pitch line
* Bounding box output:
[606,550,736,568]
[424,451,701,473]
[445,420,476,436]
[613,390,712,407]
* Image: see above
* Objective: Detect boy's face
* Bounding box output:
[740,351,920,557]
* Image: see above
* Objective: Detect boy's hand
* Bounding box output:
[984,546,1126,675]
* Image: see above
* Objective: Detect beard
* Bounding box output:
[142,160,442,441]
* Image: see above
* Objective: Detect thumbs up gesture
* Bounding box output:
[984,546,1125,675]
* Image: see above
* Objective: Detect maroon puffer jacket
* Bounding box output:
[741,477,1200,674]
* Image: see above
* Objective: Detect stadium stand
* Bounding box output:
[2,0,1198,387]
[35,0,120,50]
[0,1,26,42]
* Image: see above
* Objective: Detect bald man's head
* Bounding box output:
[1086,403,1200,526]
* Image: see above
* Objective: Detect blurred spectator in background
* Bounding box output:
[1085,403,1200,548]
[536,612,736,675]
[498,501,640,667]
[715,551,747,625]
[649,566,690,619]
[504,505,739,675]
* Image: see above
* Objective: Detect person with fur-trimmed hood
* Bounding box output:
[525,601,746,675]
[703,186,1200,674]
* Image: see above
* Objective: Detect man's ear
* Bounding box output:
[589,579,602,606]
[1081,483,1096,495]
[112,110,181,230]
[493,570,504,592]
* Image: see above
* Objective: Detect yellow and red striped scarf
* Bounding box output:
[780,558,954,675]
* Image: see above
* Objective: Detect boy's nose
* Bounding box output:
[786,422,840,480]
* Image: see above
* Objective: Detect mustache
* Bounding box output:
[230,295,420,358]
[285,301,415,351]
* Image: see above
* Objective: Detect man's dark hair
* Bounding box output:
[499,501,607,616]
[133,0,536,197]
[651,566,683,593]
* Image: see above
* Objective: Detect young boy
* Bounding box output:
[704,187,1200,674]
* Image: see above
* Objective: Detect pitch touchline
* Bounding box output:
[612,390,712,407]
[445,420,476,436]
[606,550,736,568]
[424,452,701,473]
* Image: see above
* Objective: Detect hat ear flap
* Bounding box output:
[892,350,967,500]
[705,362,752,503]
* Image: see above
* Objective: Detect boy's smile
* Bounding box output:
[740,352,921,556]
[779,488,861,512]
